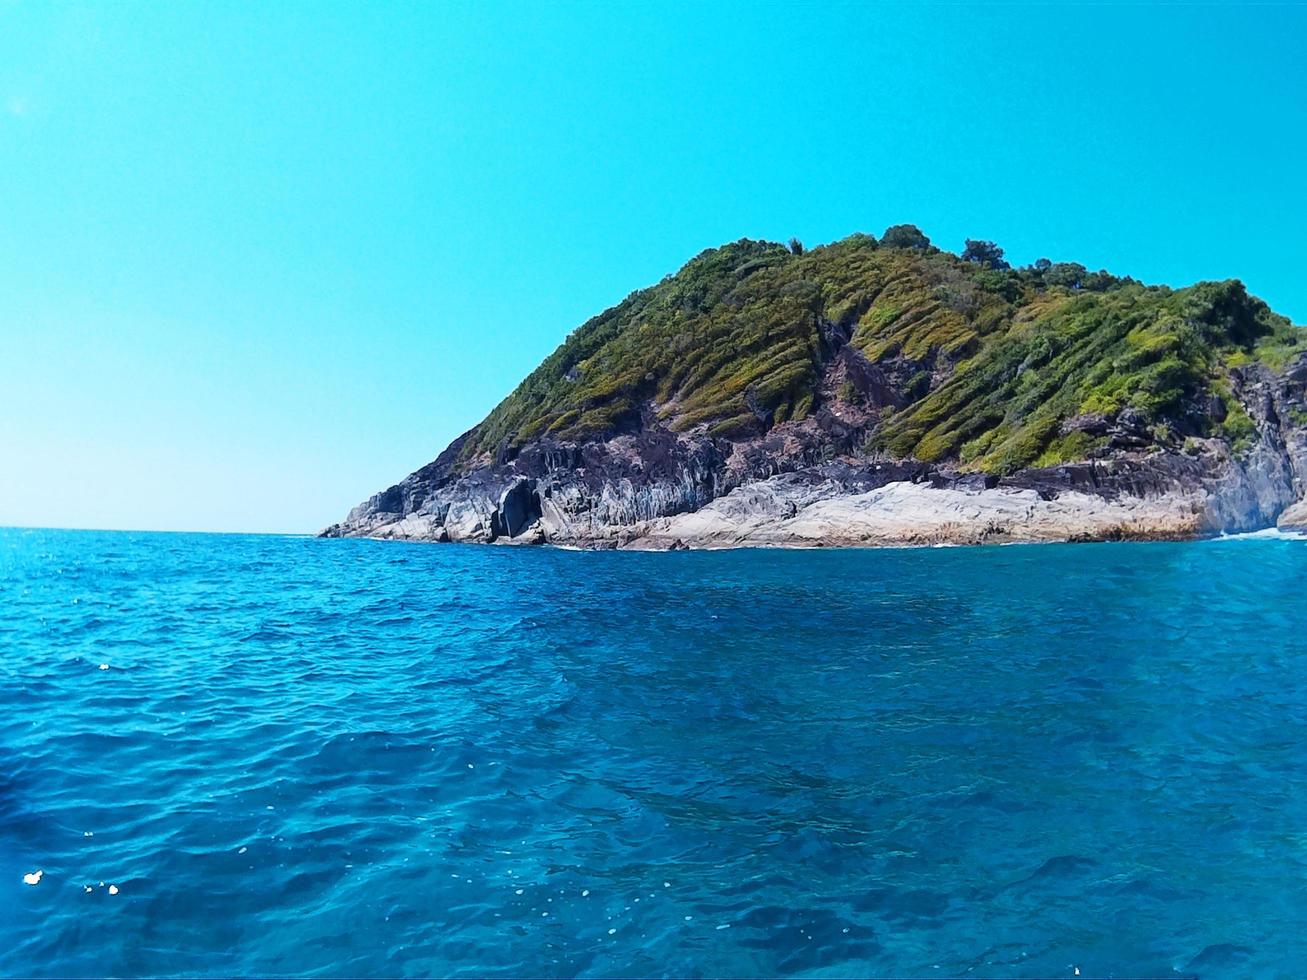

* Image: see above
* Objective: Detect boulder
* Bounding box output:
[1060,413,1110,437]
[1277,499,1307,532]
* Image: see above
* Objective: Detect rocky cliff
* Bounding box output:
[323,230,1307,548]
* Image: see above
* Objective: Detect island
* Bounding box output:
[323,228,1307,549]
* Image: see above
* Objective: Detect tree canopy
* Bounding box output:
[881,224,931,249]
[961,239,1009,269]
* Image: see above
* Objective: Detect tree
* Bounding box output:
[881,224,931,249]
[1045,262,1088,289]
[1080,270,1118,291]
[788,237,805,255]
[961,239,1009,270]
[1033,257,1052,272]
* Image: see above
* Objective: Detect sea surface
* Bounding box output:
[3,528,1307,978]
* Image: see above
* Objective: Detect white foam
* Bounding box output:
[1213,527,1307,542]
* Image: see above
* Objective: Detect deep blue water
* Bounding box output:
[3,528,1307,978]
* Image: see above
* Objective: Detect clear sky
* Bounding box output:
[2,2,1304,533]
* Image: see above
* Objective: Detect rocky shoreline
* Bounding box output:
[321,363,1307,550]
[320,473,1305,552]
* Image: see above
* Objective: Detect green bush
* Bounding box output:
[881,224,931,249]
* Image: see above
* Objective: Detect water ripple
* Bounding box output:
[3,528,1306,976]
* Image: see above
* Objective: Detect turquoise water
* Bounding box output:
[3,528,1306,978]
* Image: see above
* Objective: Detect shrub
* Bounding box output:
[881,224,931,249]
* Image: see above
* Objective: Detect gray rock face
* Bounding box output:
[493,478,540,539]
[1205,365,1307,532]
[321,355,1307,549]
[1277,500,1307,532]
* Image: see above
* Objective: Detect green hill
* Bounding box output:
[462,228,1302,476]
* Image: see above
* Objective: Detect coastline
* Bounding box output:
[326,476,1307,551]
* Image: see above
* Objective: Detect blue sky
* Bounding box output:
[2,2,1304,533]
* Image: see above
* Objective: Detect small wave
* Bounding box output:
[1212,527,1307,542]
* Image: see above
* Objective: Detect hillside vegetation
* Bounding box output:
[462,230,1303,475]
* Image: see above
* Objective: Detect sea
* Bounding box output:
[3,526,1306,978]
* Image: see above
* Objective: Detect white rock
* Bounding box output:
[638,478,1206,549]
